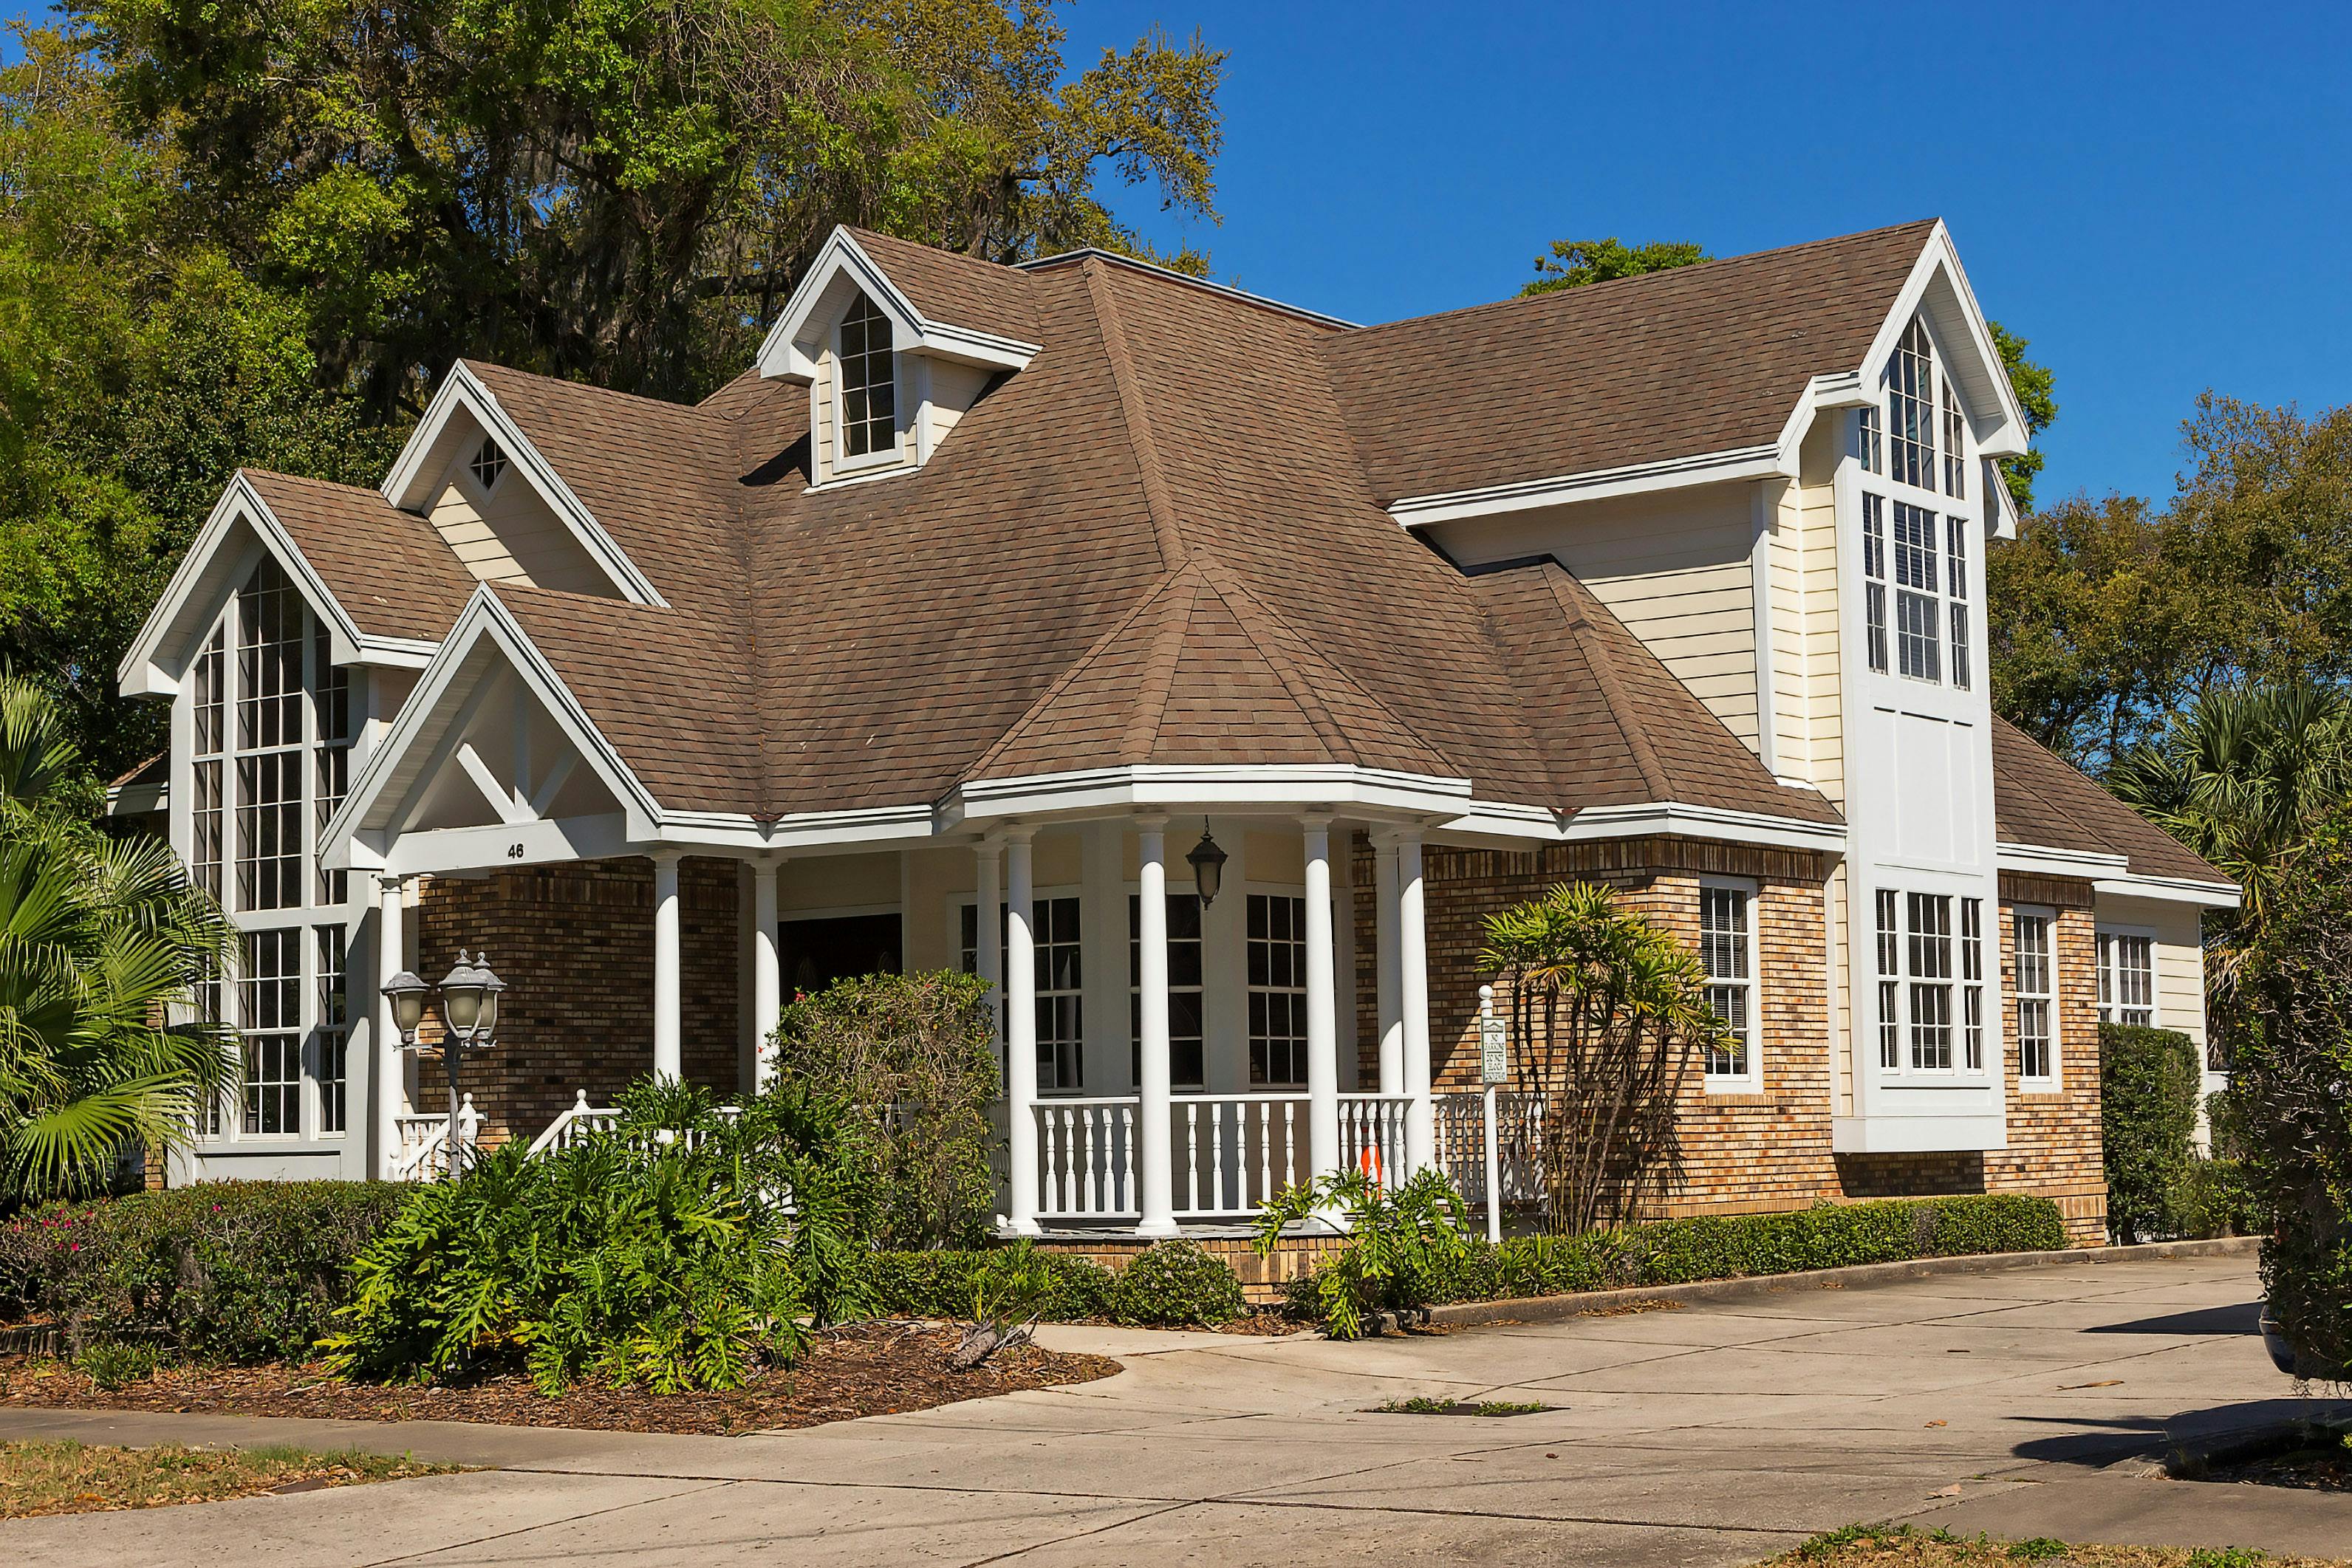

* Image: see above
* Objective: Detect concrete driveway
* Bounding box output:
[5,1250,2348,1567]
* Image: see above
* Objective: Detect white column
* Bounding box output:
[1374,837,1403,1096]
[974,841,1002,1047]
[1398,831,1435,1176]
[1134,818,1176,1236]
[372,872,408,1180]
[1303,815,1341,1185]
[1004,831,1040,1234]
[751,857,780,1089]
[652,850,683,1083]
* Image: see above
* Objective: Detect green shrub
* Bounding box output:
[2101,1022,2204,1244]
[1109,1239,1243,1327]
[72,1339,163,1389]
[2170,1157,2263,1239]
[0,1180,409,1362]
[1276,1194,2068,1331]
[867,1245,1114,1323]
[324,1080,876,1393]
[1257,1168,1474,1340]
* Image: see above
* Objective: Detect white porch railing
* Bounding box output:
[392,1097,480,1181]
[523,1091,742,1157]
[1171,1093,1305,1218]
[1433,1089,1546,1207]
[1338,1093,1411,1189]
[1036,1097,1139,1219]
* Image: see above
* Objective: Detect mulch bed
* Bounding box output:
[0,1324,1121,1437]
[2204,1439,2352,1493]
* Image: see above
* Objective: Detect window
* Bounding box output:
[195,968,226,1137]
[2097,931,2155,1027]
[1700,883,1758,1083]
[1887,318,1935,489]
[836,293,897,460]
[957,902,1005,979]
[1946,513,1972,692]
[1893,501,1941,682]
[312,620,352,905]
[1033,896,1083,1092]
[2014,909,2056,1084]
[235,561,305,912]
[240,929,301,1135]
[1248,894,1307,1086]
[1129,892,1206,1089]
[468,436,508,493]
[315,924,349,1134]
[1874,889,1900,1069]
[1941,377,1966,498]
[1858,405,1883,476]
[1907,891,1954,1072]
[1960,897,1986,1072]
[1862,493,1889,674]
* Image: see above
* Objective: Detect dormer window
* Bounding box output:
[837,293,897,461]
[468,436,508,493]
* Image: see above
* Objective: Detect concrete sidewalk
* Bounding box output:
[4,1251,2345,1566]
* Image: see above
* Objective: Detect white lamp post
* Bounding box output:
[380,951,505,1177]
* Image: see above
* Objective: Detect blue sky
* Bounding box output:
[10,2,2345,505]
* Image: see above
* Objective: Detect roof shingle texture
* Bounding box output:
[243,470,475,644]
[1989,716,2228,885]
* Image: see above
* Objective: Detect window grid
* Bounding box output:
[1033,897,1084,1092]
[837,293,897,459]
[1887,318,1935,489]
[1858,405,1883,475]
[1700,885,1756,1081]
[2097,931,2155,1027]
[315,924,349,1134]
[468,436,508,493]
[1946,514,1972,691]
[240,929,301,1135]
[2014,911,2055,1083]
[1941,377,1966,498]
[1247,894,1308,1086]
[312,621,352,905]
[1862,493,1889,674]
[1129,892,1206,1089]
[1874,889,1901,1069]
[1907,891,1955,1072]
[1960,897,1985,1072]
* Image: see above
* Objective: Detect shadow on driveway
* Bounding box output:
[2084,1301,2262,1336]
[2009,1397,2342,1467]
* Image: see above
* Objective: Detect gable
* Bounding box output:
[421,439,610,594]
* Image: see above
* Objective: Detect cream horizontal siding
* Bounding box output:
[426,468,608,595]
[2096,893,2209,1047]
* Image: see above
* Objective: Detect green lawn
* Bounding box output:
[1779,1526,2344,1568]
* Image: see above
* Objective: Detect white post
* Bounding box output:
[1004,831,1040,1235]
[652,850,683,1083]
[1374,837,1403,1096]
[974,841,1002,1049]
[1134,818,1176,1236]
[372,872,408,1180]
[1480,985,1502,1245]
[751,857,780,1089]
[1399,830,1435,1176]
[1303,815,1341,1187]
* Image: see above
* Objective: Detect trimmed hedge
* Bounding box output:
[2101,1023,2203,1244]
[0,1181,411,1363]
[868,1247,1116,1322]
[1288,1194,2069,1321]
[1107,1239,1245,1327]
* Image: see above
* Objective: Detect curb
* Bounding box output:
[1418,1235,2262,1331]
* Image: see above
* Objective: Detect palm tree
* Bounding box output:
[2107,681,2352,931]
[0,673,234,1199]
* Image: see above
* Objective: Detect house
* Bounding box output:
[115,219,2236,1247]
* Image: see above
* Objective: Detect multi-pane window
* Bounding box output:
[1858,405,1883,476]
[1906,892,1955,1071]
[195,968,226,1137]
[837,293,897,460]
[2014,911,2056,1083]
[1033,896,1083,1092]
[1129,893,1206,1089]
[1247,894,1308,1086]
[314,925,349,1134]
[1941,378,1966,498]
[192,626,226,902]
[1892,501,1941,682]
[235,560,305,911]
[1874,889,1901,1069]
[1960,897,1986,1072]
[239,929,301,1135]
[1700,884,1757,1082]
[1862,493,1889,674]
[2096,931,2155,1027]
[1888,318,1936,489]
[1946,514,1972,691]
[312,622,352,905]
[468,436,508,493]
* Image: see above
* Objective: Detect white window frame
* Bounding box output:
[831,293,902,475]
[1129,887,1208,1092]
[2011,905,2059,1091]
[1698,876,1763,1092]
[2096,927,2158,1029]
[1857,314,1977,691]
[953,887,1084,1094]
[1245,889,1310,1089]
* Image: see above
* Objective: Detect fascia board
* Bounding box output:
[117,475,372,695]
[377,364,667,609]
[947,763,1477,826]
[1996,839,2130,880]
[756,227,1038,383]
[2091,873,2243,910]
[1858,224,2031,459]
[1389,446,1784,527]
[1559,801,1849,854]
[324,586,663,855]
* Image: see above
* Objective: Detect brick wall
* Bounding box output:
[413,857,742,1147]
[1986,874,2107,1243]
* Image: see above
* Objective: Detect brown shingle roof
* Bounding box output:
[242,469,475,644]
[1321,220,1938,505]
[844,228,1041,343]
[1989,716,2227,884]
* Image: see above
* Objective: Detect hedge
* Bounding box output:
[0,1181,412,1363]
[867,1247,1117,1322]
[1288,1194,2070,1321]
[2100,1023,2203,1244]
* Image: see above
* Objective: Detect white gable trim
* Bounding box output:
[1858,222,2031,459]
[116,473,437,697]
[325,586,664,863]
[755,227,1039,383]
[377,363,667,607]
[1390,445,1787,528]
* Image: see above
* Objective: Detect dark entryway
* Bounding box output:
[780,913,902,996]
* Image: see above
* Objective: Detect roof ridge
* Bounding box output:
[1081,259,1189,572]
[1336,218,1941,340]
[1123,567,1203,763]
[1541,565,1673,801]
[957,569,1192,786]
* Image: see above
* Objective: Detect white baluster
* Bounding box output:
[1184,1103,1200,1212]
[1122,1106,1137,1214]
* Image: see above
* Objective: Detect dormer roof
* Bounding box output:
[754,227,1041,383]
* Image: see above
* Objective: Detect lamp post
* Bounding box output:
[380,951,505,1177]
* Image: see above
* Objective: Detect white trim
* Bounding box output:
[1698,874,1765,1095]
[377,363,666,608]
[2091,872,2241,909]
[2009,903,2061,1093]
[756,228,1040,383]
[1996,839,2239,909]
[1857,223,2031,461]
[1553,799,1845,852]
[1390,445,1784,527]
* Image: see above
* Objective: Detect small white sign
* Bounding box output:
[1479,1015,1508,1084]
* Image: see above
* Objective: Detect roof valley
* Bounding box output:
[1543,568,1674,801]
